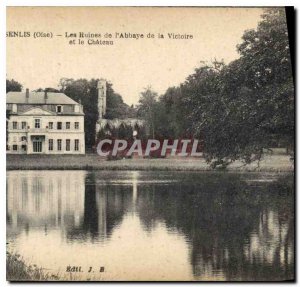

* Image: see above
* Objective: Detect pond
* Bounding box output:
[6,170,294,281]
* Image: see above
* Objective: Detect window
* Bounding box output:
[33,141,42,153]
[66,139,70,151]
[57,122,62,130]
[49,139,53,151]
[75,122,79,129]
[21,121,27,130]
[66,122,70,129]
[34,119,40,129]
[13,122,18,129]
[57,139,62,151]
[13,145,18,151]
[21,145,27,151]
[75,139,79,151]
[21,136,26,142]
[56,105,62,113]
[49,122,53,129]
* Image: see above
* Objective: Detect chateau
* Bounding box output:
[6,89,85,154]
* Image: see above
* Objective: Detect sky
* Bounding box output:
[7,7,263,105]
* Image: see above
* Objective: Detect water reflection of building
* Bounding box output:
[7,170,135,242]
[7,171,86,231]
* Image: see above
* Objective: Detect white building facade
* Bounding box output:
[7,90,85,154]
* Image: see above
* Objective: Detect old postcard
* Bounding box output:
[6,6,294,281]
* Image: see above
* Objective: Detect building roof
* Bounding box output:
[6,91,79,105]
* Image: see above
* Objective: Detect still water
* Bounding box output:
[7,170,294,281]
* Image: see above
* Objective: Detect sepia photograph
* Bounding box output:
[6,6,294,282]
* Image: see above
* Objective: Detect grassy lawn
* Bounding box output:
[6,153,294,172]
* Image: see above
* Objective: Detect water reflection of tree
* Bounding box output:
[135,173,294,281]
[62,171,294,281]
[66,173,133,242]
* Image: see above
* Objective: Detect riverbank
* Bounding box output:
[6,252,59,281]
[6,154,294,172]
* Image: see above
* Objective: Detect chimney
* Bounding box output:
[25,88,29,103]
[44,91,48,103]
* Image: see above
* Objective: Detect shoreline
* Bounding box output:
[6,154,294,172]
[6,251,59,281]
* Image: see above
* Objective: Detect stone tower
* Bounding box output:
[95,79,107,141]
[97,79,107,119]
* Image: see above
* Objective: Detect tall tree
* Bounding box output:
[156,8,294,168]
[195,8,293,167]
[105,83,134,119]
[137,87,158,138]
[158,86,192,138]
[236,8,294,149]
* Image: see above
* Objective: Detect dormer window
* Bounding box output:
[56,105,63,113]
[12,104,17,113]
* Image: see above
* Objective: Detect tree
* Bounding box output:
[137,87,158,138]
[195,8,293,167]
[157,86,192,138]
[34,87,60,92]
[154,8,294,168]
[105,83,133,119]
[236,8,294,151]
[6,79,22,93]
